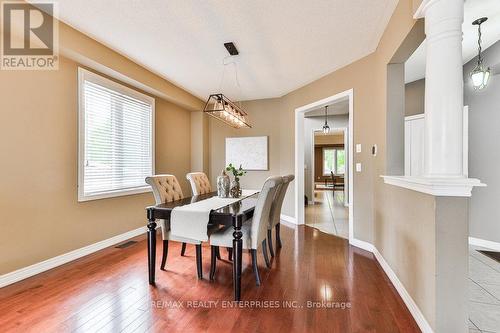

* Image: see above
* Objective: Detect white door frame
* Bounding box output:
[294,88,354,242]
[309,129,322,205]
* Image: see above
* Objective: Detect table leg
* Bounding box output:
[147,209,157,285]
[232,215,243,301]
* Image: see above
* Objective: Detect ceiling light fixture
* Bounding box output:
[203,42,251,129]
[470,17,491,90]
[322,105,330,134]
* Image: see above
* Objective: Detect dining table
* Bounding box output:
[145,191,259,301]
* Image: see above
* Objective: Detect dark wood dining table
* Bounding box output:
[145,191,259,301]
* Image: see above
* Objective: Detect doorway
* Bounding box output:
[306,128,348,238]
[294,88,354,242]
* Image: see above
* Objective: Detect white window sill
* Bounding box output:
[381,175,486,197]
[78,186,152,202]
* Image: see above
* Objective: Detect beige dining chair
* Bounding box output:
[208,176,283,286]
[186,172,212,195]
[267,174,295,257]
[145,174,204,279]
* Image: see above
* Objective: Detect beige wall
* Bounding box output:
[405,79,425,116]
[190,112,210,175]
[209,98,283,191]
[375,185,437,327]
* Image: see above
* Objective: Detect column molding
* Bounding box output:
[383,0,485,197]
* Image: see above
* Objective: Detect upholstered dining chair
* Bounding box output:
[208,176,283,286]
[267,174,295,257]
[186,172,212,195]
[145,174,204,279]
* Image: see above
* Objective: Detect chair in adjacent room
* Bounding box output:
[145,174,205,278]
[208,176,283,285]
[267,174,295,257]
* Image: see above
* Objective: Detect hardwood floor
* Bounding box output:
[0,225,420,332]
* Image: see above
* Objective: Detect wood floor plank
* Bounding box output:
[0,225,420,333]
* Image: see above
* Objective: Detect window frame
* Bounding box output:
[322,147,336,176]
[322,147,345,176]
[77,67,155,202]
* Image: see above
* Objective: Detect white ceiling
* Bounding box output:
[304,97,349,117]
[32,0,398,101]
[405,0,500,83]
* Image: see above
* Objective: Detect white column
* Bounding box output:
[418,0,465,178]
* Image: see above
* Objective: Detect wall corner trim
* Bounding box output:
[349,238,374,252]
[350,239,434,333]
[280,214,298,227]
[0,226,148,288]
[469,237,500,252]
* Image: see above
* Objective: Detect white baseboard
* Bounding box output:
[349,238,374,252]
[280,214,298,227]
[469,237,500,251]
[349,238,433,333]
[0,226,147,288]
[372,247,434,333]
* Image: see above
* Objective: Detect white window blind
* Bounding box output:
[78,68,154,201]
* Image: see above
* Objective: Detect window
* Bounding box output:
[323,148,345,175]
[336,149,345,174]
[78,68,154,201]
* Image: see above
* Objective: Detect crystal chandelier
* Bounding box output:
[470,17,491,90]
[203,42,251,129]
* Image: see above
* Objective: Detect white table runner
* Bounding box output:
[170,189,259,241]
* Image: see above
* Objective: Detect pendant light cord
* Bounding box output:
[324,105,328,125]
[477,22,483,64]
[218,55,243,107]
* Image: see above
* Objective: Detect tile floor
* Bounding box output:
[305,189,348,239]
[469,246,500,333]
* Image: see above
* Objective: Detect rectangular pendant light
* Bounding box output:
[203,94,251,129]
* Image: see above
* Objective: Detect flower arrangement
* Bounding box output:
[226,163,246,182]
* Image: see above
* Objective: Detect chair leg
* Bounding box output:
[215,246,221,260]
[210,246,217,281]
[227,247,233,261]
[195,244,203,279]
[250,249,261,286]
[180,242,187,256]
[160,240,168,270]
[276,223,282,248]
[262,239,271,268]
[267,229,275,257]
